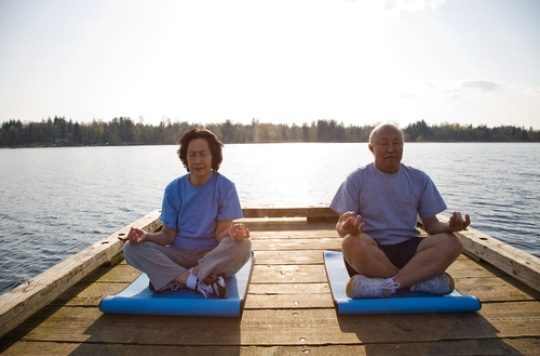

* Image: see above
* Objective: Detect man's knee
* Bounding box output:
[342,233,372,250]
[446,233,464,257]
[341,234,354,252]
[429,233,463,260]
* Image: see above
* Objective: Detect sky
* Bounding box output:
[1,0,539,129]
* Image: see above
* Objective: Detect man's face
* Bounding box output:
[369,125,404,173]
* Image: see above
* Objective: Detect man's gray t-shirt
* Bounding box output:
[330,162,446,245]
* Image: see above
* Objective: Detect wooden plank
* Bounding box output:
[455,276,540,303]
[248,283,330,295]
[250,229,338,239]
[242,207,338,222]
[0,210,162,339]
[4,302,540,346]
[448,255,508,278]
[254,250,324,265]
[244,292,334,309]
[82,264,140,283]
[252,238,341,251]
[251,265,328,284]
[4,339,538,356]
[51,281,129,308]
[449,219,540,293]
[0,343,249,356]
[243,207,318,218]
[246,221,338,232]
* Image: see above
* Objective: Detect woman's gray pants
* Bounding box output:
[123,237,252,291]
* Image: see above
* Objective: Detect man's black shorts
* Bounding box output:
[344,237,424,277]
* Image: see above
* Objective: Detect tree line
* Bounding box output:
[1,117,539,147]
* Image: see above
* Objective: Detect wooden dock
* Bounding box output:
[1,208,540,355]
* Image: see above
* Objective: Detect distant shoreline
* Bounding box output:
[2,140,540,149]
[2,118,539,147]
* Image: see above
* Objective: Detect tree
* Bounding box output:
[1,118,539,147]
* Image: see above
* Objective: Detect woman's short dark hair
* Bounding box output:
[177,128,224,172]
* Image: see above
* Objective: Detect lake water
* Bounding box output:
[0,143,539,295]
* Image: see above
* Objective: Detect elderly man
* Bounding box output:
[330,123,470,298]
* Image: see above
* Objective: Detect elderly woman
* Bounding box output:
[121,128,251,298]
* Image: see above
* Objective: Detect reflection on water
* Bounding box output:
[0,142,539,294]
[221,143,373,207]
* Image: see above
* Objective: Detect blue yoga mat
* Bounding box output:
[99,252,254,317]
[324,250,481,314]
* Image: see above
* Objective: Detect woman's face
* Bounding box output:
[187,138,213,185]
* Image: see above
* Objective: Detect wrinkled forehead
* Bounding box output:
[374,125,403,142]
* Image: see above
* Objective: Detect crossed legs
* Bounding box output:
[342,232,463,290]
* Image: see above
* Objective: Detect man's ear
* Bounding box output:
[368,144,374,154]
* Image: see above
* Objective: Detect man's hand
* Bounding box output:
[447,212,471,232]
[337,211,364,237]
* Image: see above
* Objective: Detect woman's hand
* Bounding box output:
[118,227,147,244]
[228,223,250,242]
